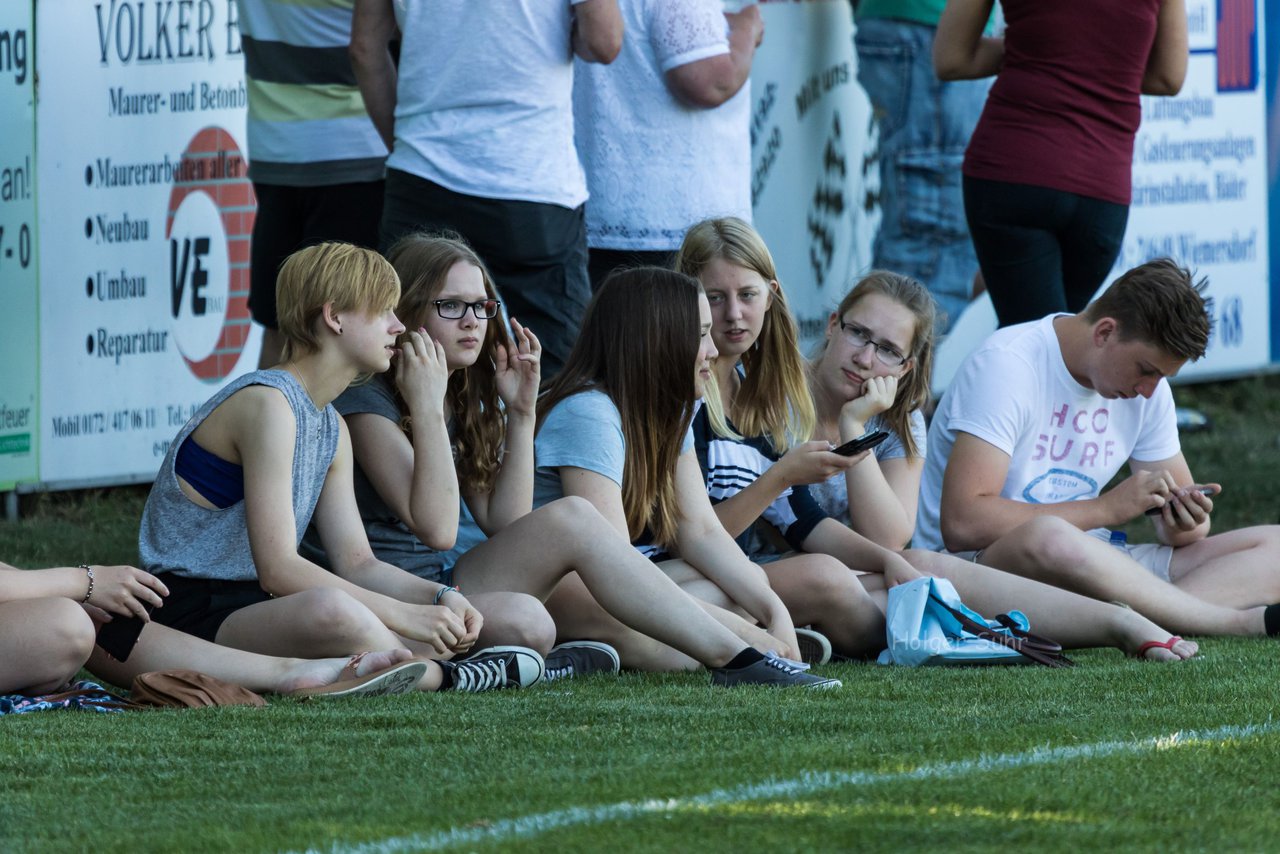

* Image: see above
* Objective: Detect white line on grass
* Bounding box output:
[310,721,1277,853]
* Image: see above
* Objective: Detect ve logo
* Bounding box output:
[165,127,256,382]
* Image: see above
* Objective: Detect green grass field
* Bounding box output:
[1,375,1278,851]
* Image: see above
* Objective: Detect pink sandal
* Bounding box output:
[1134,636,1185,659]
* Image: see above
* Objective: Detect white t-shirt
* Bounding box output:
[390,0,589,208]
[573,0,752,250]
[914,315,1181,551]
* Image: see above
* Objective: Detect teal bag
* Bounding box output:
[877,577,1072,667]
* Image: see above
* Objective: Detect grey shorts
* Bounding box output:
[946,529,1175,584]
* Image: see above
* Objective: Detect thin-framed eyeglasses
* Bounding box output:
[839,320,908,367]
[433,298,501,320]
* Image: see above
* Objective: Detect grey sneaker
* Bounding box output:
[794,628,833,665]
[442,646,545,692]
[711,654,842,689]
[543,641,621,683]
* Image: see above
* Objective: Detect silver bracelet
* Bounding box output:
[79,564,95,603]
[433,585,457,605]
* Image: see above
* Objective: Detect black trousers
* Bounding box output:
[248,180,385,329]
[380,169,591,379]
[963,175,1129,327]
[587,248,674,292]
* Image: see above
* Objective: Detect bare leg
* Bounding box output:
[214,588,406,656]
[0,599,96,694]
[213,588,445,689]
[906,549,1197,661]
[658,558,737,609]
[655,558,795,655]
[466,592,556,655]
[978,516,1262,636]
[86,623,437,691]
[762,554,885,657]
[453,497,751,668]
[543,573,699,672]
[1168,525,1280,608]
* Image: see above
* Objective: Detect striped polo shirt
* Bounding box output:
[236,0,387,185]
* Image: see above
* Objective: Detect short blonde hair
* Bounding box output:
[276,242,400,361]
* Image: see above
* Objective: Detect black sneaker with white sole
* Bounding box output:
[543,640,621,682]
[440,645,545,692]
[711,654,842,689]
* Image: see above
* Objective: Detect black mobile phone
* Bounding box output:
[831,430,890,457]
[1144,485,1218,516]
[95,604,155,662]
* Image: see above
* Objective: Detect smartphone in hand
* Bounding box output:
[95,604,155,662]
[831,430,890,457]
[1145,485,1218,516]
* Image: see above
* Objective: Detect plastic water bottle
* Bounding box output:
[1109,530,1128,550]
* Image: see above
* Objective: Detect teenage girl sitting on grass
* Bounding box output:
[533,266,842,687]
[677,217,1197,661]
[137,242,543,693]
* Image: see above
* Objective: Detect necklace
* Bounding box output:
[287,365,316,404]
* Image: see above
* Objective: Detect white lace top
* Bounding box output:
[573,0,753,250]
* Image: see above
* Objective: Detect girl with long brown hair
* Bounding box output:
[534,266,841,684]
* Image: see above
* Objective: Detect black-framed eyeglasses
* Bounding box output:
[839,321,909,367]
[433,298,501,320]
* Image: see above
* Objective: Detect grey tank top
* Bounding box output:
[138,369,340,581]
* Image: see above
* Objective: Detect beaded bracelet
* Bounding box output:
[79,564,95,603]
[433,585,458,605]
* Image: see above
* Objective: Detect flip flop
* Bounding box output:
[1134,636,1185,660]
[289,654,427,699]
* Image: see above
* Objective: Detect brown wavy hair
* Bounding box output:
[538,267,703,547]
[385,231,511,494]
[821,271,937,458]
[674,217,814,451]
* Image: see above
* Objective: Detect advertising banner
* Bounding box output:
[751,0,878,348]
[1117,0,1271,379]
[35,0,260,486]
[0,3,37,490]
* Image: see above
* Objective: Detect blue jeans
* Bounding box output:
[855,18,990,332]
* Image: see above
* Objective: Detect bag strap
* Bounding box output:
[995,613,1065,654]
[928,594,1075,668]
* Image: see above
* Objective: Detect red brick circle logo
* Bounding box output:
[165,127,255,382]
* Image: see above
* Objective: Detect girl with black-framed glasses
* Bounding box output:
[314,233,833,686]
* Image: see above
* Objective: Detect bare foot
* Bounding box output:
[278,648,414,693]
[1133,635,1199,662]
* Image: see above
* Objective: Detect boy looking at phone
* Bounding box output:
[915,258,1280,641]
